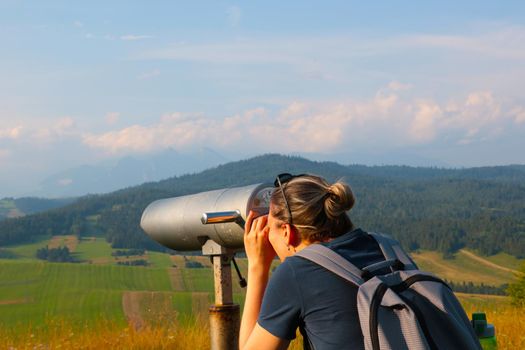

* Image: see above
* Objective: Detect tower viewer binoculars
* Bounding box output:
[140,183,274,251]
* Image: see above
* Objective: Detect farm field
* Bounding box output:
[0,235,523,348]
[0,260,172,327]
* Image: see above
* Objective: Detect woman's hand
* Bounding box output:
[244,210,276,273]
[240,211,277,349]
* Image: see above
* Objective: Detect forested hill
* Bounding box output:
[1,154,524,257]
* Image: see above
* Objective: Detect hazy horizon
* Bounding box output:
[2,151,524,199]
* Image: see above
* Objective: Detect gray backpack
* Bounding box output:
[295,232,482,350]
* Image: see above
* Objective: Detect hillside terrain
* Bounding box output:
[0,197,76,221]
[1,154,524,258]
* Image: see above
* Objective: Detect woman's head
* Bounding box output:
[270,173,355,243]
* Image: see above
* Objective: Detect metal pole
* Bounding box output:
[202,240,240,350]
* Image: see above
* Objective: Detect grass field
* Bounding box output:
[458,294,525,349]
[0,260,172,328]
[0,235,524,348]
[147,251,173,269]
[74,236,114,263]
[3,235,51,260]
[412,249,519,286]
[0,299,521,349]
[485,251,524,271]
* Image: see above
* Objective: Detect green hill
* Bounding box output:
[1,154,524,258]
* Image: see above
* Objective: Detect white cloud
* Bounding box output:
[397,26,525,60]
[58,178,73,186]
[388,81,412,91]
[137,25,525,67]
[0,126,22,140]
[282,101,307,117]
[409,101,442,143]
[32,117,76,142]
[0,118,78,145]
[510,106,525,124]
[138,69,160,80]
[137,38,323,65]
[121,35,153,41]
[82,111,250,154]
[105,112,120,125]
[81,86,524,156]
[55,117,75,130]
[227,6,242,27]
[74,21,84,28]
[440,91,502,144]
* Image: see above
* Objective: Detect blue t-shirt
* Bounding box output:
[258,228,385,350]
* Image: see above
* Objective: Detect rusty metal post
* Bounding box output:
[202,240,241,350]
[209,300,240,349]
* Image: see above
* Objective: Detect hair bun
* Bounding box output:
[324,181,355,219]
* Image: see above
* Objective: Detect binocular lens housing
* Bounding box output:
[140,183,273,251]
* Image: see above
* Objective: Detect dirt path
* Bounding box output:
[455,292,508,300]
[48,235,78,252]
[122,292,145,330]
[168,268,185,291]
[0,298,32,305]
[459,249,522,275]
[122,291,179,330]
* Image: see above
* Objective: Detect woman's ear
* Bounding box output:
[283,224,301,247]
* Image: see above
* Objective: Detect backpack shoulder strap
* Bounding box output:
[368,232,418,270]
[295,244,364,286]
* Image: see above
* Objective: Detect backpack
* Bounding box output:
[295,232,482,350]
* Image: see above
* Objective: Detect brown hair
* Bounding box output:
[270,174,355,243]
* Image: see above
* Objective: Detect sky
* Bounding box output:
[1,1,525,197]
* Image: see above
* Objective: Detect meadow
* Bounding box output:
[0,296,522,350]
[0,234,523,349]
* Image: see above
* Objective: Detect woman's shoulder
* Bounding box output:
[275,254,312,274]
[272,253,328,284]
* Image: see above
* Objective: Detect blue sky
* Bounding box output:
[1,1,525,196]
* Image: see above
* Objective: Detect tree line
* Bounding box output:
[36,246,74,262]
[0,154,524,259]
[445,280,508,296]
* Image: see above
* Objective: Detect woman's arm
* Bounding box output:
[239,211,284,349]
[239,260,269,348]
[242,323,290,350]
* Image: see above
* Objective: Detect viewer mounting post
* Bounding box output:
[201,211,245,350]
[201,239,240,349]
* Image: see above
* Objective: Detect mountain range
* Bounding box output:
[22,148,456,198]
[32,148,231,198]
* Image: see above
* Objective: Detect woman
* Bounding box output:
[239,173,386,350]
